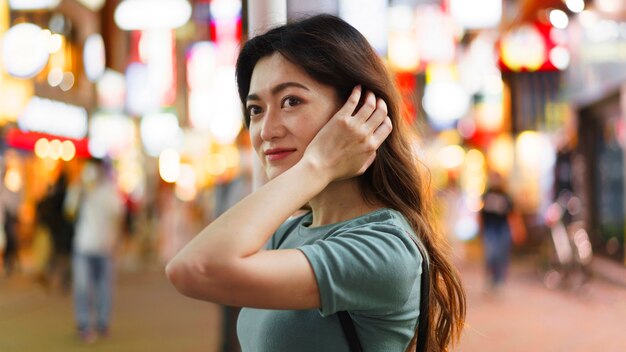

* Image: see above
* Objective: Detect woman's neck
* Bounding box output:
[308,178,383,227]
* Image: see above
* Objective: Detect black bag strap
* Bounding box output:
[339,233,430,352]
[338,311,363,352]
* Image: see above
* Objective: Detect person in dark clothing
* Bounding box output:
[1,168,20,277]
[480,172,513,291]
[38,172,74,292]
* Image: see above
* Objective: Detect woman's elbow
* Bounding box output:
[165,258,197,297]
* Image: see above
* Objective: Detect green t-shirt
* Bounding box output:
[237,208,425,352]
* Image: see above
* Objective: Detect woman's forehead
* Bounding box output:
[250,53,312,89]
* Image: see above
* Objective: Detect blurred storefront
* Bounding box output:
[0,0,104,269]
[563,1,626,264]
[2,0,625,272]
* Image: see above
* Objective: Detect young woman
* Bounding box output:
[167,14,465,352]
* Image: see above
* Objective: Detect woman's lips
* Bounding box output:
[265,149,296,161]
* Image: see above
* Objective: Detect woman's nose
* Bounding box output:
[260,108,286,141]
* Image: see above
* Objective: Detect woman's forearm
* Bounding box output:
[166,158,329,277]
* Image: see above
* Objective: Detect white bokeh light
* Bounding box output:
[423,81,471,129]
[549,9,569,29]
[115,0,192,30]
[2,23,50,79]
[565,0,585,13]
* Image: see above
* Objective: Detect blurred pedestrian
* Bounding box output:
[0,163,21,277]
[37,172,74,292]
[69,159,123,343]
[480,171,514,292]
[167,14,465,352]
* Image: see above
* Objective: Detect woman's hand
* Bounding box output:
[301,85,392,182]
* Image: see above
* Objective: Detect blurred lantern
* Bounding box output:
[499,22,568,72]
[499,25,546,72]
[114,0,192,30]
[83,34,106,82]
[2,23,50,78]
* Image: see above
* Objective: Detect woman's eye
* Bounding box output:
[281,96,301,108]
[247,105,262,117]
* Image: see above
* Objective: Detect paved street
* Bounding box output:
[456,258,626,352]
[1,252,625,352]
[0,264,223,352]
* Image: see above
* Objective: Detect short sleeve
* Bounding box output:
[298,225,422,317]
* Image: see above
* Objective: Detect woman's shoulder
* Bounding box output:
[322,208,424,260]
[269,211,311,249]
[337,208,418,241]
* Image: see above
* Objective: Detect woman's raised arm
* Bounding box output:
[165,86,391,309]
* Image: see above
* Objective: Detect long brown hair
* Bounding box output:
[236,14,465,351]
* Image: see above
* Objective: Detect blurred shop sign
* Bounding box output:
[339,0,387,54]
[140,112,183,157]
[564,13,626,105]
[89,113,135,159]
[18,96,88,139]
[8,0,59,10]
[5,128,90,159]
[449,0,501,29]
[114,0,192,30]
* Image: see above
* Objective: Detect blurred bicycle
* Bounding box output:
[536,193,593,291]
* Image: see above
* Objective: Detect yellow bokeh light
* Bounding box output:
[465,149,485,171]
[206,153,227,176]
[60,140,76,161]
[34,138,50,158]
[222,145,240,168]
[159,148,181,183]
[4,167,22,192]
[388,32,420,72]
[500,25,546,72]
[487,134,514,176]
[48,139,62,160]
[438,145,465,170]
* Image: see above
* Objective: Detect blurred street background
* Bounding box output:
[1,0,626,351]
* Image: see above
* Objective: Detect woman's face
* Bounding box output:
[246,53,342,179]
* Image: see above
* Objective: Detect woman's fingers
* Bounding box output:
[335,85,362,119]
[353,91,377,122]
[363,98,388,133]
[372,116,393,144]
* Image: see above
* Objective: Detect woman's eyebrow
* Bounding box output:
[246,81,310,102]
[271,81,309,95]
